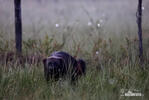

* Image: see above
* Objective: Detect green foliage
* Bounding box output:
[22,34,64,56]
[0,62,148,100]
[0,28,149,100]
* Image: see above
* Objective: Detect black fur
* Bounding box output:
[43,51,86,82]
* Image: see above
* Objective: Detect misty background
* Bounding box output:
[0,0,149,40]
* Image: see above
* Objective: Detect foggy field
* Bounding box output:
[1,0,149,39]
[0,0,149,100]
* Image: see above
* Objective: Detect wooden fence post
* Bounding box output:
[14,0,22,54]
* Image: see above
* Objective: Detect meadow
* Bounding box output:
[0,0,149,100]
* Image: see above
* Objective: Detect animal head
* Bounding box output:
[43,56,62,69]
[42,55,86,82]
[43,56,63,80]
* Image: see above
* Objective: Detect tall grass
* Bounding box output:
[0,0,149,99]
[0,28,149,100]
[0,60,149,100]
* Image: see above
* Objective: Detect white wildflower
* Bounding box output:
[96,51,99,55]
[88,22,92,26]
[55,24,59,28]
[97,23,101,27]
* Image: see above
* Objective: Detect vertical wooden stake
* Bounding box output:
[14,0,22,54]
[137,0,143,61]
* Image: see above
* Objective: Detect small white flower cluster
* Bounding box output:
[88,22,92,26]
[96,51,99,55]
[97,23,101,28]
[87,20,103,28]
[142,6,145,10]
[56,19,104,28]
[55,23,59,28]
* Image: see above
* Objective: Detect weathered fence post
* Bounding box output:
[14,0,22,54]
[137,0,143,61]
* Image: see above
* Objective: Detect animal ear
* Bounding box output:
[43,58,47,65]
[77,59,86,74]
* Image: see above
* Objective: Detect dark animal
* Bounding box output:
[43,51,86,82]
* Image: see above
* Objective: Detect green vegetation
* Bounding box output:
[0,29,149,100]
[0,1,149,98]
